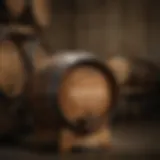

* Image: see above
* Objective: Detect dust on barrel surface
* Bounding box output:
[5,0,52,28]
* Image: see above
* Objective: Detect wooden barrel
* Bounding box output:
[26,51,118,152]
[5,0,25,19]
[106,55,130,85]
[32,0,52,28]
[106,55,160,91]
[5,0,52,28]
[0,40,27,140]
[0,40,26,97]
[106,55,160,122]
[0,37,49,140]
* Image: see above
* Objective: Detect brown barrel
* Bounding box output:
[106,55,160,122]
[0,40,26,138]
[5,0,25,19]
[26,51,118,152]
[106,55,131,86]
[0,40,26,97]
[32,0,52,28]
[106,55,160,92]
[0,38,49,139]
[5,0,52,28]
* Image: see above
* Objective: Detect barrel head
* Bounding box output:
[59,125,111,153]
[0,40,29,139]
[0,40,26,97]
[106,56,131,85]
[32,0,52,28]
[58,66,112,124]
[5,0,25,18]
[107,55,160,123]
[25,52,118,152]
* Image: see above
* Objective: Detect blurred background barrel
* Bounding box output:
[4,0,52,28]
[0,40,26,97]
[106,55,160,123]
[24,51,118,152]
[0,39,27,142]
[0,33,50,144]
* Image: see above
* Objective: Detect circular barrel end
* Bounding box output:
[106,56,130,85]
[5,0,25,19]
[0,40,26,97]
[57,59,118,130]
[32,0,52,29]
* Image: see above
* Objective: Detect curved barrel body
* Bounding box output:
[26,51,118,152]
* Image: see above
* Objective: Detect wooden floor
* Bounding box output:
[0,122,159,159]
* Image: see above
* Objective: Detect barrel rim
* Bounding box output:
[51,59,119,134]
[107,54,160,85]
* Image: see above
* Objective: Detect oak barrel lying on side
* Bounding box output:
[5,0,52,28]
[0,37,50,142]
[106,55,160,122]
[25,51,118,153]
[0,40,27,140]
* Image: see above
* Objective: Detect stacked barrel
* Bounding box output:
[106,55,160,123]
[0,35,50,144]
[0,1,119,153]
[0,46,118,152]
[1,0,51,28]
[1,0,160,154]
[21,52,118,152]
